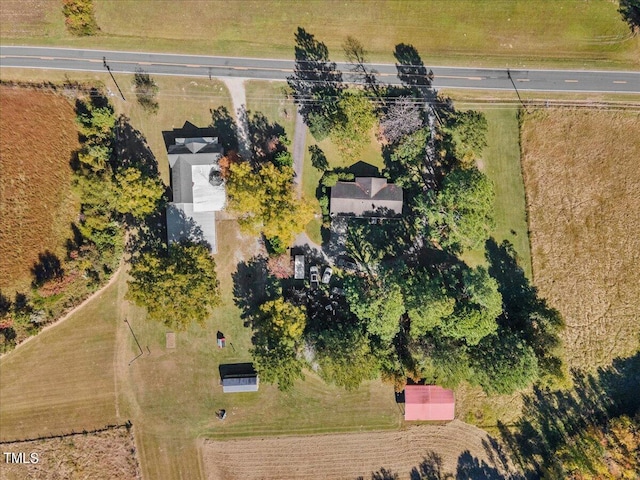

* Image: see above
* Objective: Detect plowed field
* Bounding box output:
[203,420,518,480]
[521,109,640,370]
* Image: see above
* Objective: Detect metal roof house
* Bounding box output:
[404,385,455,421]
[330,177,403,217]
[164,122,225,253]
[222,374,259,393]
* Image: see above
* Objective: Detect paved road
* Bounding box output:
[1,46,639,94]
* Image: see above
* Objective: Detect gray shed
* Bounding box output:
[294,255,305,280]
[222,375,259,393]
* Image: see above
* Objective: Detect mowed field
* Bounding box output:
[203,420,519,480]
[0,427,139,480]
[0,0,638,68]
[521,109,640,370]
[0,85,80,293]
[0,268,121,441]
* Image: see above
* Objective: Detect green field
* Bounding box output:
[461,106,532,277]
[1,0,637,69]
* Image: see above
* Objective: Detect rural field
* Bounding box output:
[1,0,638,69]
[0,85,80,294]
[0,426,140,480]
[521,108,640,371]
[203,420,519,480]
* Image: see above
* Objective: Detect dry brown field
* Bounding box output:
[0,85,80,293]
[0,426,140,480]
[203,420,518,480]
[521,108,640,371]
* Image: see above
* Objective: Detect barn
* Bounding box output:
[404,385,455,421]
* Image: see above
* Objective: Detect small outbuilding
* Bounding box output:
[221,375,259,393]
[404,385,455,421]
[294,255,305,280]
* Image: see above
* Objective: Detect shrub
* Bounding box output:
[62,0,99,36]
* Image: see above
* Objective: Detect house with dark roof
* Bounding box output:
[330,177,403,217]
[164,122,225,253]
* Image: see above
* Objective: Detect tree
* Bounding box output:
[470,329,539,394]
[330,90,377,157]
[402,270,455,338]
[114,167,165,219]
[378,97,424,145]
[442,110,488,164]
[126,241,220,331]
[133,69,159,113]
[439,266,501,345]
[226,161,314,245]
[287,27,344,139]
[62,0,99,36]
[251,298,307,391]
[308,145,329,171]
[619,0,640,32]
[315,326,380,390]
[386,127,431,188]
[421,167,495,251]
[342,36,382,99]
[344,275,404,343]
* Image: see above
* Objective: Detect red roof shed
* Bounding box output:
[404,385,455,421]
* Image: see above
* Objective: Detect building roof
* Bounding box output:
[330,177,403,217]
[294,255,305,280]
[166,203,217,254]
[404,385,455,421]
[165,122,226,253]
[222,375,259,393]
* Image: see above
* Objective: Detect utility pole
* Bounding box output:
[507,69,527,112]
[103,56,126,101]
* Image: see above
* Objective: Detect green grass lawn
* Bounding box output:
[2,1,638,69]
[0,271,121,441]
[459,106,532,278]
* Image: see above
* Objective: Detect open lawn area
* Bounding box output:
[0,269,121,441]
[461,106,532,278]
[521,108,640,371]
[1,1,638,69]
[0,85,80,294]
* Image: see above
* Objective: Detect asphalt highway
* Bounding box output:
[1,46,639,94]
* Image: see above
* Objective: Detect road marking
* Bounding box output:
[233,66,249,70]
[436,75,484,80]
[564,79,579,83]
[138,62,152,65]
[613,80,627,84]
[516,78,530,82]
[39,56,55,60]
[185,64,201,68]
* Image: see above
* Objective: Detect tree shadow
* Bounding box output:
[618,0,640,32]
[455,451,516,480]
[485,238,565,384]
[239,108,287,165]
[113,116,159,177]
[210,106,239,152]
[498,352,640,478]
[410,452,449,480]
[232,256,281,327]
[31,251,64,287]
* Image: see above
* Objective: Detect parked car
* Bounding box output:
[322,267,333,284]
[337,257,358,272]
[309,266,319,285]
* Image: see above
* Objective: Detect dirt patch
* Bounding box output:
[0,426,140,480]
[203,420,518,480]
[0,85,80,293]
[521,109,640,370]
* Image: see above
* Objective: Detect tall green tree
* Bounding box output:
[330,90,377,157]
[470,329,539,394]
[251,298,307,391]
[421,167,495,251]
[126,241,220,331]
[619,0,640,32]
[386,127,430,188]
[402,269,455,338]
[344,274,404,343]
[114,167,165,219]
[443,110,488,164]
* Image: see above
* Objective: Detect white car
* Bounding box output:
[310,266,319,285]
[322,267,332,284]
